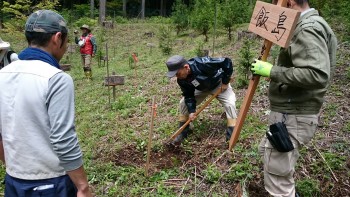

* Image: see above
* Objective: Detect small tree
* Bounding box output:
[191,0,214,42]
[235,39,255,88]
[171,0,190,35]
[158,25,174,55]
[218,0,250,41]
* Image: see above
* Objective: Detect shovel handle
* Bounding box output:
[168,88,222,141]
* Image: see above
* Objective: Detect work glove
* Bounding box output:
[251,59,273,77]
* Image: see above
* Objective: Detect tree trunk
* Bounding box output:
[99,0,106,24]
[141,0,145,19]
[160,0,163,16]
[123,0,127,17]
[90,0,94,18]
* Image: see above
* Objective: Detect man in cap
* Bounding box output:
[0,10,93,196]
[74,24,97,80]
[0,38,19,69]
[251,0,337,196]
[165,55,237,145]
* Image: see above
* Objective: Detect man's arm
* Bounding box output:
[270,28,330,89]
[67,166,92,197]
[0,138,5,164]
[47,73,91,196]
[90,36,97,56]
[178,81,196,114]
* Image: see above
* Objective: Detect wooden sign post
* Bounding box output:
[228,0,300,151]
[104,71,125,101]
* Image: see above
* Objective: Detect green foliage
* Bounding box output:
[296,179,321,196]
[32,0,60,10]
[158,25,174,55]
[147,16,172,24]
[73,17,97,30]
[1,0,60,32]
[171,0,190,35]
[72,4,92,18]
[323,152,346,170]
[1,0,32,31]
[309,0,350,41]
[235,39,255,88]
[224,162,255,182]
[191,0,215,42]
[344,121,350,133]
[194,40,206,56]
[114,16,129,24]
[203,164,221,183]
[218,0,250,41]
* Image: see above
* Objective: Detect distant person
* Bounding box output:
[0,38,19,69]
[0,10,93,197]
[250,0,337,196]
[165,55,237,145]
[74,24,97,80]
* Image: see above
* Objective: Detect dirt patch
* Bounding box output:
[110,135,230,170]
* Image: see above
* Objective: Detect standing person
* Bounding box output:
[0,10,93,197]
[165,55,237,145]
[250,0,337,196]
[0,38,19,69]
[74,24,97,80]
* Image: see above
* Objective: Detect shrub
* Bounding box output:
[296,179,320,196]
[158,25,174,55]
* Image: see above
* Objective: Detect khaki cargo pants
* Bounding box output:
[258,111,318,197]
[81,54,92,69]
[179,83,237,125]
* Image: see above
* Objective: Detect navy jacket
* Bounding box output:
[177,57,233,113]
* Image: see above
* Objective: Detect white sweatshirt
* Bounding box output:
[0,60,83,180]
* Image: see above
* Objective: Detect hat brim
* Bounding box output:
[166,70,178,78]
[0,42,10,49]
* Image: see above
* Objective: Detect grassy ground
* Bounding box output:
[0,18,349,196]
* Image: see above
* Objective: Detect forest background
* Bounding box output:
[0,0,349,196]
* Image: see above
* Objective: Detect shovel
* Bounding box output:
[167,87,222,143]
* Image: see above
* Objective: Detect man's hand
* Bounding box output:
[74,30,78,34]
[221,83,228,92]
[189,113,196,121]
[251,59,273,77]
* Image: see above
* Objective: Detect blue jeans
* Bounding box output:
[5,174,77,197]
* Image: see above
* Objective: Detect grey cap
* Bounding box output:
[165,55,188,78]
[25,10,68,33]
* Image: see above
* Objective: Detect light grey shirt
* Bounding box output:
[0,60,83,180]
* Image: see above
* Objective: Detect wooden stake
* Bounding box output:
[145,96,156,176]
[228,40,271,150]
[105,43,111,107]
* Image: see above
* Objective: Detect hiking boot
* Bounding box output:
[226,126,234,142]
[171,122,190,145]
[83,67,92,80]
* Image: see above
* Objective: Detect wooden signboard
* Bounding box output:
[229,0,300,151]
[104,74,125,86]
[248,1,300,48]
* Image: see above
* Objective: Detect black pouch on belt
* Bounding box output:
[266,122,294,152]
